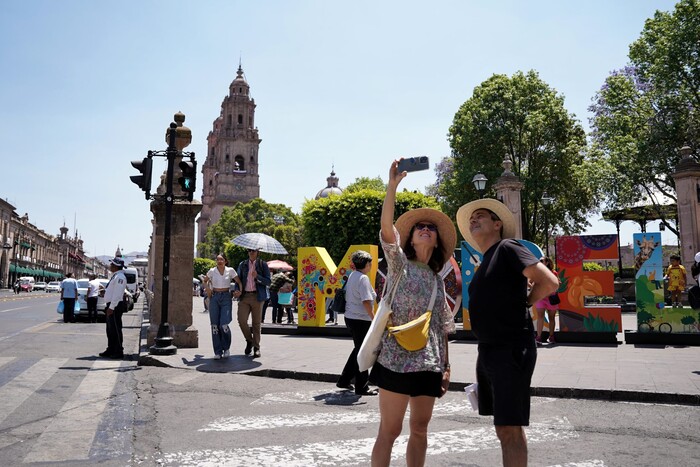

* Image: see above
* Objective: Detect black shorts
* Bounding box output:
[476,341,537,426]
[369,362,443,397]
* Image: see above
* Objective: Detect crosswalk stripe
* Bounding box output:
[23,359,123,463]
[0,356,15,370]
[201,399,483,432]
[0,358,68,427]
[167,416,577,466]
[548,461,607,467]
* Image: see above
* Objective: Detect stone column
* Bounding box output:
[671,146,700,282]
[148,199,202,347]
[493,158,524,239]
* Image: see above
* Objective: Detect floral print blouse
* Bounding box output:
[377,227,455,373]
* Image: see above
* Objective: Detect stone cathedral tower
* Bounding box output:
[197,65,261,246]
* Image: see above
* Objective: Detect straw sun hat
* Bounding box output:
[456,199,517,253]
[394,208,456,261]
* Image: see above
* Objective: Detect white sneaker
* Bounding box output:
[215,354,221,360]
[223,350,230,358]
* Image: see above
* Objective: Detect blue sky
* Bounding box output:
[0,0,680,257]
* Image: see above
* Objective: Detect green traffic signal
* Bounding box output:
[178,159,197,201]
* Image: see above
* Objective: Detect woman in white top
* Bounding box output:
[336,250,378,395]
[204,254,243,359]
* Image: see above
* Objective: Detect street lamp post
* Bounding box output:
[472,172,488,198]
[150,123,179,356]
[541,192,555,258]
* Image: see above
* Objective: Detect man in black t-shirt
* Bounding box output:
[457,199,558,467]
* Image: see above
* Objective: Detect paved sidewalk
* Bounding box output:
[138,298,700,405]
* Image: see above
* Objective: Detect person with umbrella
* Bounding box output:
[235,248,271,358]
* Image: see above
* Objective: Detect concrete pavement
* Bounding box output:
[138,297,700,405]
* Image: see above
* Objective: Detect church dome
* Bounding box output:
[315,169,344,199]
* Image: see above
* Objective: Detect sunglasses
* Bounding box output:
[414,223,438,232]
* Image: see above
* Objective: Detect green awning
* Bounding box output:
[20,242,31,248]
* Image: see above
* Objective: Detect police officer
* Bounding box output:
[99,257,128,359]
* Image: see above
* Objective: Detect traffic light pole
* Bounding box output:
[149,122,178,355]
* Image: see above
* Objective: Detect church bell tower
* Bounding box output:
[197,64,262,247]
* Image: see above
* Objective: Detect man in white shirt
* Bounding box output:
[86,274,101,323]
[99,257,128,359]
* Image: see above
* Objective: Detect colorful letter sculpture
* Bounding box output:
[634,232,696,333]
[297,245,378,326]
[554,235,621,332]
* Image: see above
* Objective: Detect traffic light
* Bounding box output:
[178,159,197,201]
[130,155,153,199]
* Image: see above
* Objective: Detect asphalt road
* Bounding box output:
[1,292,699,466]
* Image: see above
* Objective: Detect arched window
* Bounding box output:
[227,114,232,126]
[235,155,245,171]
[238,114,243,124]
[211,147,215,156]
[225,154,230,162]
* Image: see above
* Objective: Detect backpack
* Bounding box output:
[330,281,347,313]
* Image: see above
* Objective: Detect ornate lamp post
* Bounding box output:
[472,173,488,198]
[541,192,555,258]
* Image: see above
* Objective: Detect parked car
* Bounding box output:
[76,279,134,318]
[46,281,61,293]
[34,281,47,291]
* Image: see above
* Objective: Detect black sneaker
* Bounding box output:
[253,348,261,358]
[244,341,253,356]
[98,350,112,357]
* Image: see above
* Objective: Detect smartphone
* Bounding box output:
[397,156,430,173]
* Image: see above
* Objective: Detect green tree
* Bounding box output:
[193,257,215,279]
[437,70,595,243]
[301,190,439,263]
[589,0,700,235]
[345,176,386,193]
[198,198,302,267]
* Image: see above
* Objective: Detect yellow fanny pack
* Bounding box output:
[387,311,433,351]
[387,275,437,351]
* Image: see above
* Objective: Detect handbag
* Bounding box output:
[357,268,403,372]
[57,301,64,314]
[548,293,561,306]
[387,276,437,351]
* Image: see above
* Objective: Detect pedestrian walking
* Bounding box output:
[203,254,242,359]
[370,159,457,467]
[99,258,129,359]
[534,257,560,344]
[235,248,271,358]
[336,250,378,396]
[86,274,100,323]
[457,198,558,467]
[60,272,79,323]
[269,270,294,324]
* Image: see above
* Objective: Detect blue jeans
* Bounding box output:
[209,292,233,355]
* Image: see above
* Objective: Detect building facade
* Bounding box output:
[0,202,109,287]
[197,65,261,247]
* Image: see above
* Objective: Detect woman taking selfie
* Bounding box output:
[370,159,456,467]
